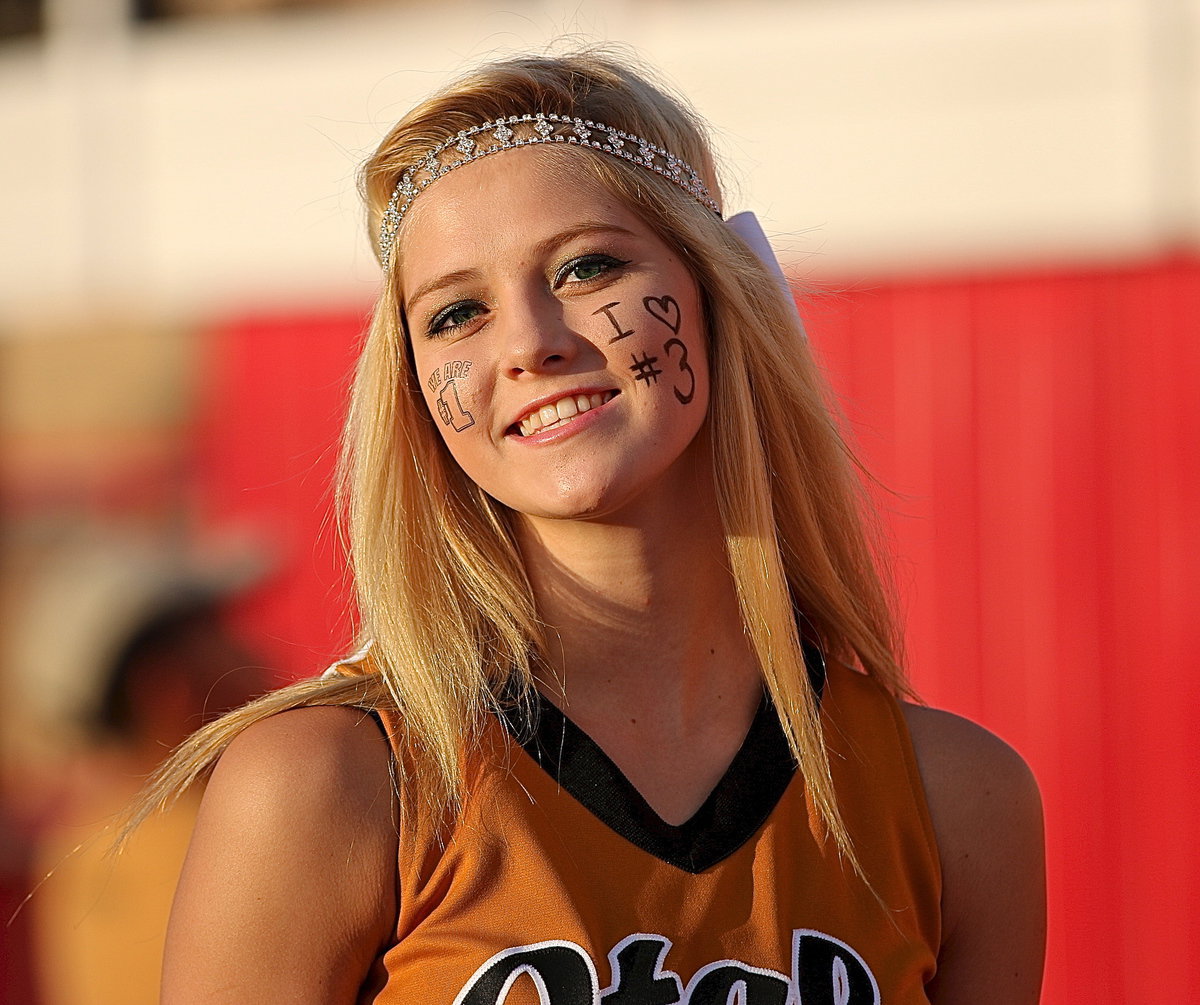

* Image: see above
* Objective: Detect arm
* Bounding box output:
[901,703,1046,1005]
[161,705,398,1004]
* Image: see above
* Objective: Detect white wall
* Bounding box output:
[2,0,1198,324]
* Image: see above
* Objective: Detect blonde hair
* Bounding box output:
[127,48,908,871]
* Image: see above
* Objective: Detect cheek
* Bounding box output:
[615,287,707,412]
[420,357,481,436]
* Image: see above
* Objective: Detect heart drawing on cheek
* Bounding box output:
[643,295,681,335]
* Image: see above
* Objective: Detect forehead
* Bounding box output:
[397,146,644,287]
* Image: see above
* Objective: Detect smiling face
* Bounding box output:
[398,146,710,523]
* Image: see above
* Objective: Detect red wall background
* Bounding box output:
[197,256,1200,1002]
[805,258,1200,1002]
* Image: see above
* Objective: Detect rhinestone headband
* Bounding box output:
[377,112,720,270]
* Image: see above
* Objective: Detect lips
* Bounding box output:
[513,390,618,437]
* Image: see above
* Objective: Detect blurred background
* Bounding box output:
[0,0,1196,1001]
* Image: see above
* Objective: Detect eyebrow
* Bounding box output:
[404,221,638,315]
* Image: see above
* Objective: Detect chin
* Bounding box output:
[499,481,621,524]
[498,467,696,527]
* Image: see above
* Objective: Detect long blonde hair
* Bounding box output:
[127,48,907,869]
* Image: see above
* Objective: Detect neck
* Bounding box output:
[515,466,760,732]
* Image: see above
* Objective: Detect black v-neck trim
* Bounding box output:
[498,641,826,874]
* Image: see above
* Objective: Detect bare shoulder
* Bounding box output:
[900,703,1046,1005]
[198,704,398,866]
[211,704,395,808]
[163,706,398,1003]
[901,703,1040,806]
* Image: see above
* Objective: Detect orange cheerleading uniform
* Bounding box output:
[355,653,941,1004]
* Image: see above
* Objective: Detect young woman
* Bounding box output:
[148,50,1045,1004]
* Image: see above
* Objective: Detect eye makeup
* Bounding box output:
[421,250,633,339]
[553,253,632,288]
[426,300,487,338]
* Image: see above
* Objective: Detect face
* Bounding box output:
[398,146,710,523]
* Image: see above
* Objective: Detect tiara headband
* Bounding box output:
[377,112,720,270]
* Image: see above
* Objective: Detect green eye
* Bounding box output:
[429,301,484,336]
[445,304,481,326]
[572,258,608,281]
[560,254,629,285]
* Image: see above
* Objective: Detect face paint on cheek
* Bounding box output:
[629,350,663,387]
[642,295,681,335]
[661,337,696,405]
[633,293,695,405]
[593,301,634,343]
[427,360,476,432]
[586,298,666,389]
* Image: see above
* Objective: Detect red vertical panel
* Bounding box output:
[1097,261,1200,1001]
[192,310,363,680]
[807,257,1198,1002]
[1092,269,1146,1000]
[1169,265,1200,999]
[901,284,982,714]
[807,284,984,710]
[1160,264,1200,999]
[1040,272,1120,999]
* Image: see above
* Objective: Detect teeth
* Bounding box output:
[518,391,614,436]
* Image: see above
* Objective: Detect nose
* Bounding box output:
[498,289,578,379]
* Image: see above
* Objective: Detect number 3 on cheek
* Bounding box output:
[662,338,695,405]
